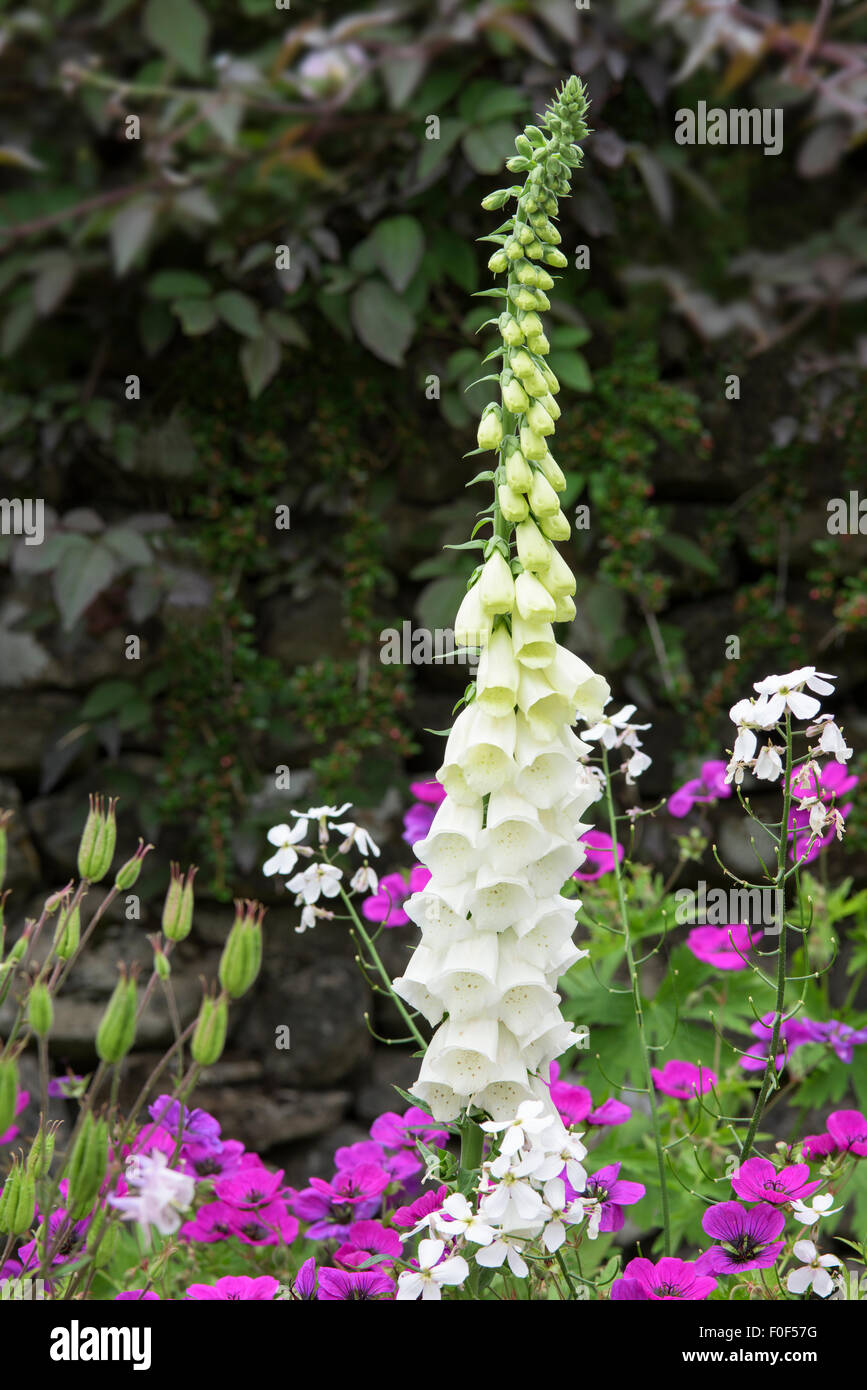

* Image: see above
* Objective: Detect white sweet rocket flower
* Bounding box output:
[349,864,378,894]
[474,1232,530,1279]
[479,1166,547,1226]
[330,821,381,857]
[263,821,308,877]
[624,748,652,784]
[752,668,836,723]
[583,703,649,750]
[108,1150,196,1245]
[815,717,853,764]
[396,1238,469,1301]
[287,861,343,904]
[753,743,784,782]
[481,1100,550,1165]
[539,1177,584,1252]
[785,1239,841,1298]
[292,802,352,846]
[790,1193,843,1226]
[433,1193,496,1246]
[296,904,318,934]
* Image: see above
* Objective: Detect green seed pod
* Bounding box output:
[0,1159,35,1236]
[65,1112,109,1220]
[27,980,53,1038]
[26,1120,58,1180]
[162,864,197,942]
[77,795,118,883]
[0,1057,18,1137]
[191,991,229,1068]
[95,970,138,1064]
[153,942,171,981]
[54,903,81,960]
[114,839,152,892]
[218,901,264,1000]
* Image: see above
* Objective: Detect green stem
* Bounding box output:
[338,885,427,1050]
[601,747,671,1256]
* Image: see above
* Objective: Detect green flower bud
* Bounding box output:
[519,424,547,460]
[0,1158,35,1236]
[540,392,561,421]
[0,1057,18,1137]
[497,483,529,524]
[162,863,197,942]
[64,1112,109,1220]
[528,470,560,517]
[540,544,577,597]
[540,509,571,542]
[481,188,511,211]
[531,289,551,312]
[218,900,265,999]
[515,261,537,286]
[504,239,523,261]
[191,990,229,1068]
[478,551,515,616]
[524,125,546,148]
[518,312,544,338]
[537,451,567,491]
[505,155,531,173]
[498,312,523,346]
[516,518,551,572]
[514,134,534,158]
[504,447,533,493]
[515,223,535,246]
[535,269,555,291]
[96,969,138,1064]
[501,373,530,415]
[538,220,561,244]
[77,795,118,883]
[114,839,153,892]
[525,241,545,261]
[487,249,508,274]
[476,404,503,452]
[526,401,555,437]
[54,903,81,960]
[153,941,171,981]
[509,286,540,312]
[27,980,53,1038]
[544,248,568,268]
[526,333,550,356]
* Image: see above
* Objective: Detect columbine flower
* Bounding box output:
[611,1256,716,1301]
[263,821,308,877]
[686,924,761,972]
[396,1238,469,1301]
[697,1201,786,1274]
[108,1150,196,1245]
[330,821,380,857]
[790,1194,843,1226]
[752,668,835,723]
[786,1240,841,1298]
[651,1059,717,1099]
[186,1275,280,1300]
[287,861,343,904]
[730,1157,821,1206]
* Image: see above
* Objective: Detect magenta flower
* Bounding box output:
[333,1138,421,1184]
[731,1157,821,1206]
[611,1255,716,1301]
[739,1012,814,1072]
[293,1257,318,1299]
[182,1138,246,1181]
[547,1062,631,1127]
[186,1275,280,1300]
[335,1219,403,1270]
[697,1202,786,1274]
[215,1164,288,1211]
[369,1107,449,1150]
[687,924,762,971]
[651,1060,716,1099]
[668,760,731,818]
[573,828,624,881]
[802,1019,867,1064]
[317,1268,395,1300]
[580,1163,646,1233]
[180,1200,236,1244]
[17,1209,90,1269]
[362,865,432,926]
[789,761,857,864]
[292,1163,391,1239]
[148,1096,222,1155]
[401,783,445,846]
[801,1132,838,1161]
[0,1090,29,1145]
[115,1290,160,1301]
[225,1204,299,1247]
[827,1109,867,1157]
[393,1184,448,1229]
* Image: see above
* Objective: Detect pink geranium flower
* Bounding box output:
[730,1157,821,1206]
[362,865,432,926]
[687,923,762,971]
[651,1060,717,1099]
[668,760,731,818]
[611,1255,716,1301]
[186,1275,280,1300]
[573,829,624,881]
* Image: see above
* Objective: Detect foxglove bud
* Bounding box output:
[191,990,229,1067]
[96,969,138,1063]
[515,571,557,623]
[538,451,566,491]
[481,188,511,211]
[487,249,508,274]
[478,551,515,616]
[526,401,554,436]
[162,864,197,942]
[519,425,547,461]
[540,509,571,542]
[497,484,529,524]
[218,900,264,999]
[477,404,503,451]
[454,583,492,649]
[504,447,533,493]
[27,980,53,1038]
[498,312,523,346]
[528,471,560,517]
[526,333,550,356]
[77,795,118,883]
[544,248,568,268]
[501,373,530,415]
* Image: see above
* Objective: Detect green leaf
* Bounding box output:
[547,349,592,392]
[350,279,415,366]
[369,216,425,293]
[264,310,309,347]
[462,120,517,175]
[102,526,153,568]
[214,290,261,338]
[147,270,211,300]
[53,539,119,631]
[110,196,159,276]
[1,299,36,357]
[240,334,281,399]
[415,118,466,182]
[142,0,210,78]
[658,532,719,576]
[173,297,218,335]
[80,679,139,720]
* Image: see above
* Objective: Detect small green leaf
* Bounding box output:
[369,216,425,293]
[148,270,211,300]
[350,279,415,366]
[214,290,261,338]
[142,0,210,77]
[173,297,218,335]
[240,334,281,398]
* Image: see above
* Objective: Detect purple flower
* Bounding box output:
[547,1062,631,1127]
[148,1096,222,1155]
[17,1209,90,1269]
[47,1074,85,1099]
[369,1107,449,1150]
[0,1090,29,1145]
[182,1138,246,1180]
[739,1012,814,1072]
[214,1164,288,1211]
[291,1163,390,1240]
[668,760,731,818]
[115,1290,160,1301]
[317,1268,395,1300]
[731,1157,821,1206]
[802,1019,867,1064]
[224,1204,299,1247]
[687,924,762,972]
[573,829,624,882]
[186,1275,280,1300]
[827,1109,867,1157]
[698,1202,786,1274]
[651,1060,717,1099]
[180,1200,237,1244]
[362,866,432,926]
[393,1184,447,1229]
[335,1219,403,1270]
[580,1163,646,1233]
[611,1255,717,1301]
[334,1137,421,1184]
[293,1257,318,1299]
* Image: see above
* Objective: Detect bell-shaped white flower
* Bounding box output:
[393,943,445,1026]
[510,613,556,668]
[414,797,483,885]
[514,570,557,623]
[454,582,492,651]
[527,840,583,896]
[470,863,535,932]
[429,933,501,1020]
[476,625,520,717]
[482,788,549,872]
[478,550,515,615]
[439,704,516,799]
